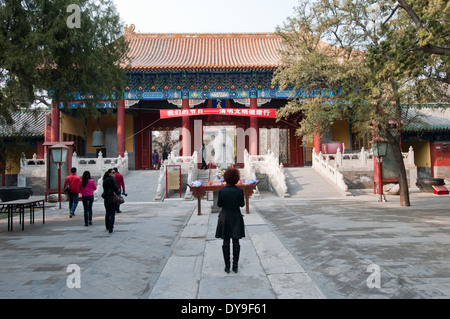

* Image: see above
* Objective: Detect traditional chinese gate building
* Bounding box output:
[47,25,345,170]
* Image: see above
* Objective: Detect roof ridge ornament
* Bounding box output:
[124,24,136,38]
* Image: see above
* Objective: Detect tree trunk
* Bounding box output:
[384,130,411,206]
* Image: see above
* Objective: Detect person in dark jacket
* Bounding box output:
[152,150,160,170]
[200,143,207,169]
[162,149,168,162]
[102,168,120,234]
[215,167,245,273]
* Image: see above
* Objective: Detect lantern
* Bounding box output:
[49,142,69,208]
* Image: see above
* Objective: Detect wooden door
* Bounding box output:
[289,128,304,166]
[135,115,151,170]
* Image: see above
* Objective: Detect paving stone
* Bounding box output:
[1,168,448,299]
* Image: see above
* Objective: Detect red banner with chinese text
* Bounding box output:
[160,108,276,119]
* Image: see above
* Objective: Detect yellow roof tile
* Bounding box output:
[123,26,282,71]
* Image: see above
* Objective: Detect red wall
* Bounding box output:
[430,143,450,177]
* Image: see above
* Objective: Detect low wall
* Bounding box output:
[340,167,417,189]
[434,166,450,181]
[341,170,374,189]
[1,174,18,187]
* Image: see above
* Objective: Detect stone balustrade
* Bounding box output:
[312,146,417,192]
[312,148,349,192]
[19,151,129,197]
[72,151,129,177]
[20,151,129,178]
[243,149,289,198]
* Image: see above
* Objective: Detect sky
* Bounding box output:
[112,0,299,33]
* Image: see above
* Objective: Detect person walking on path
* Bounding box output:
[152,150,160,170]
[79,170,97,226]
[162,149,168,162]
[215,167,245,273]
[102,168,120,234]
[201,143,207,169]
[63,167,81,218]
[113,167,126,213]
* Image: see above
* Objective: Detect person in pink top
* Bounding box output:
[79,170,97,226]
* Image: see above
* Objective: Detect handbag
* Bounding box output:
[64,182,71,194]
[113,193,124,205]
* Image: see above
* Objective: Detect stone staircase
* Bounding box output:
[197,168,213,183]
[284,167,346,198]
[197,168,214,200]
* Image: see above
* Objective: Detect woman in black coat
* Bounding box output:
[102,168,120,234]
[215,167,245,273]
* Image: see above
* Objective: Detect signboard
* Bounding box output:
[160,108,276,119]
[165,165,181,198]
[382,145,398,179]
[211,99,225,108]
[167,172,179,190]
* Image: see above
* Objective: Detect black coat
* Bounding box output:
[102,176,119,197]
[215,185,245,239]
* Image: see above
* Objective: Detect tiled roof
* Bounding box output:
[123,25,282,71]
[0,109,48,137]
[403,107,450,132]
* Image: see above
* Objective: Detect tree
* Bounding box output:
[273,0,449,206]
[396,0,449,70]
[0,0,129,125]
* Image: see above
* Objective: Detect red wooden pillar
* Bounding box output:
[249,97,258,155]
[50,101,60,142]
[314,131,321,154]
[182,98,191,156]
[117,100,125,157]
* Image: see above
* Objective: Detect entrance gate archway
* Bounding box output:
[203,125,236,168]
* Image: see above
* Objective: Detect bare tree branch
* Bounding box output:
[382,4,400,27]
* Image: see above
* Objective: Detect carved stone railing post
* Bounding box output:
[153,162,166,202]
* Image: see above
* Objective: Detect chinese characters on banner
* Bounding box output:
[160,108,276,119]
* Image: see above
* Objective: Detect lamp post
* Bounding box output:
[373,141,388,202]
[49,142,69,209]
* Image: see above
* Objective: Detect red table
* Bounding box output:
[188,183,259,215]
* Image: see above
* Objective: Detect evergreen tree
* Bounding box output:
[0,0,129,124]
[274,0,449,206]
